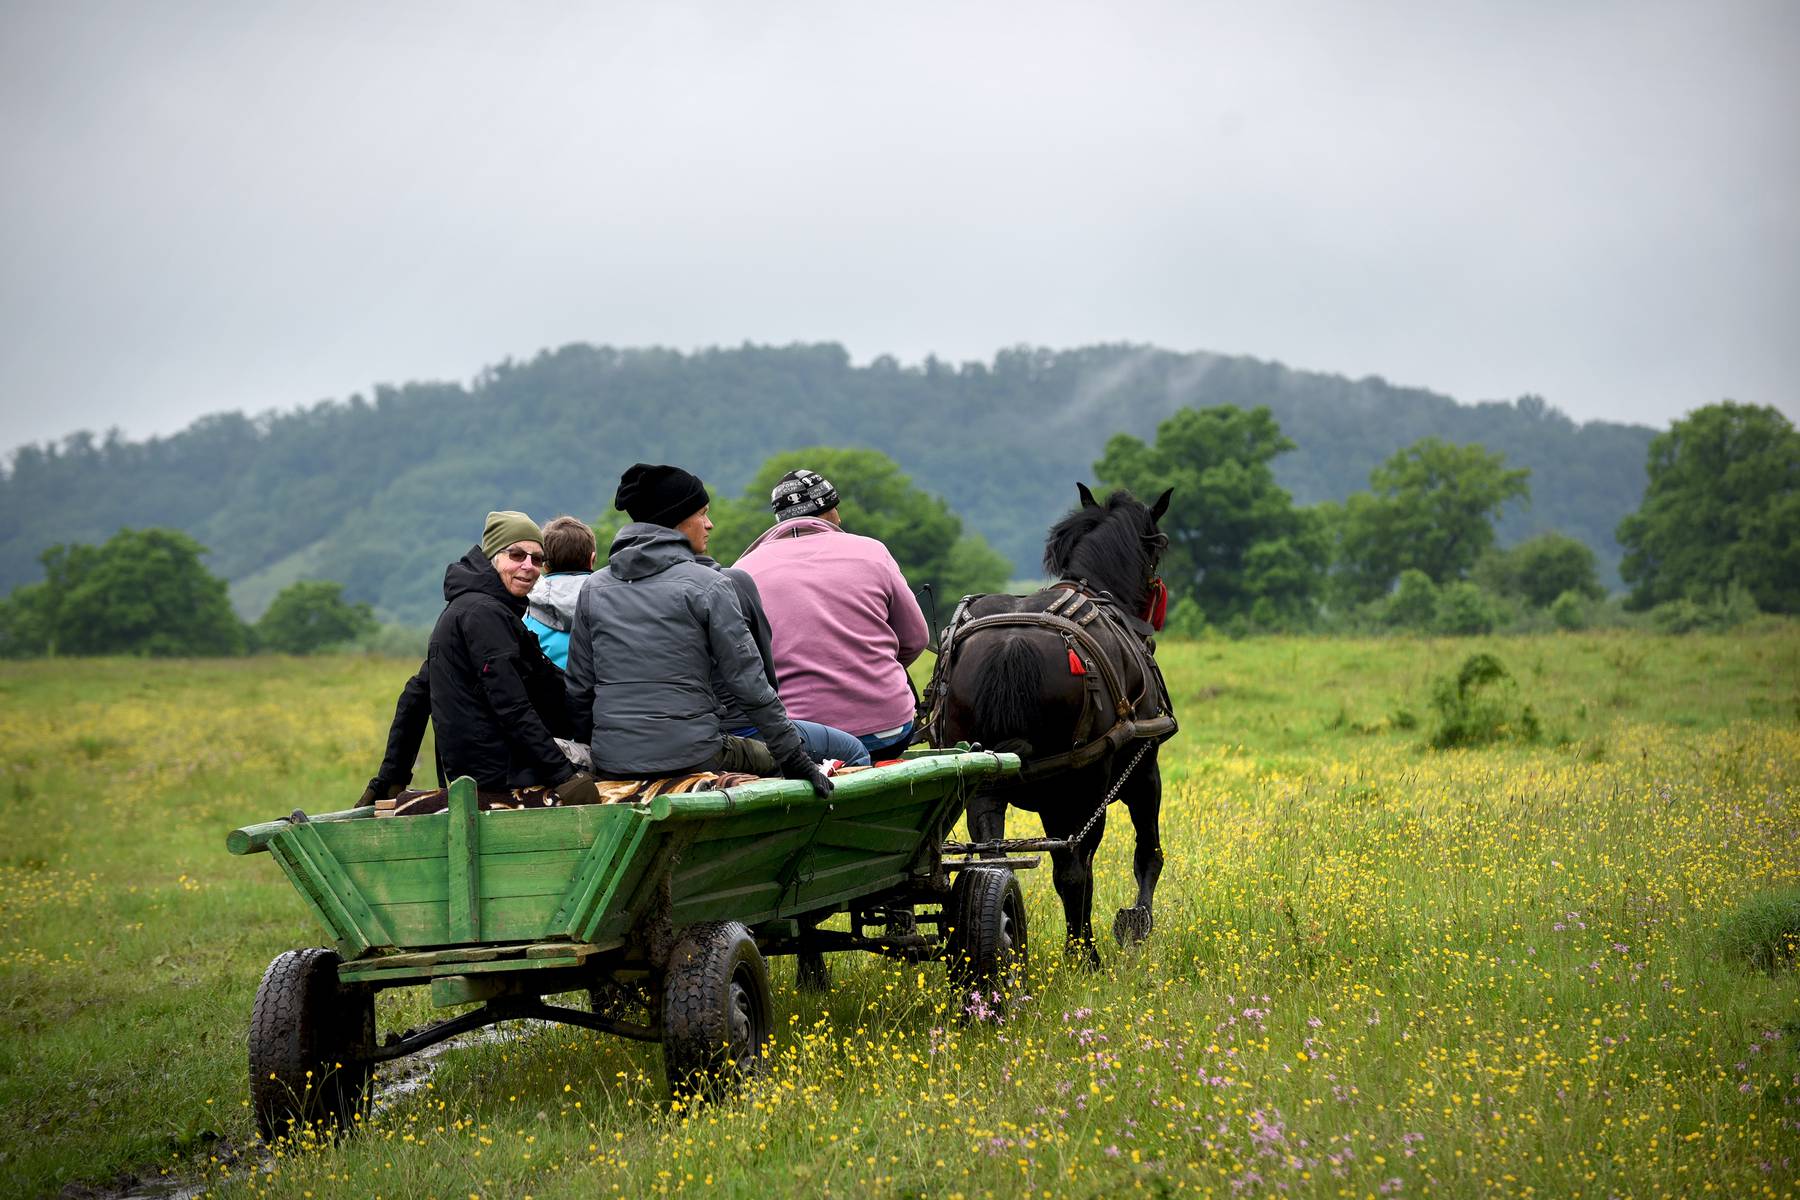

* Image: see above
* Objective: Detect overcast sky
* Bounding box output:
[2,1,1795,455]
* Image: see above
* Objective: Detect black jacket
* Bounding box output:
[376,545,574,791]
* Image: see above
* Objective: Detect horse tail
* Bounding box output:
[966,634,1041,757]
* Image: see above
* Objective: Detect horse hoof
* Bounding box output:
[1113,905,1153,947]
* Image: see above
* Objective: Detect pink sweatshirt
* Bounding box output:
[735,518,929,737]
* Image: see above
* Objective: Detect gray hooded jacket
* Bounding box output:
[565,523,804,775]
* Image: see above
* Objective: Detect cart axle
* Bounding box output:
[365,996,660,1064]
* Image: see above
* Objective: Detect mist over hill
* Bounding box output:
[0,343,1656,624]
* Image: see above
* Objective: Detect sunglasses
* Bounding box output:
[501,546,546,567]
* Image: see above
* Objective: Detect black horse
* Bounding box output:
[933,484,1174,969]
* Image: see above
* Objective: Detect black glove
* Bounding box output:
[779,748,834,798]
[553,771,600,807]
[356,778,404,808]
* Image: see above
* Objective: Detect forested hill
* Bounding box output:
[0,343,1656,624]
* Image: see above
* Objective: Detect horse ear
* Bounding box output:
[1076,482,1099,509]
[1149,488,1172,523]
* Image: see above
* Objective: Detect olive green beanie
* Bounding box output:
[481,510,544,559]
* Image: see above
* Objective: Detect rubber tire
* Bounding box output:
[660,921,773,1101]
[945,867,1028,1003]
[248,947,374,1141]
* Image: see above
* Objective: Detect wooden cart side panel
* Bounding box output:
[363,892,576,948]
[336,849,585,906]
[266,824,395,957]
[670,828,814,899]
[549,813,633,936]
[312,804,610,864]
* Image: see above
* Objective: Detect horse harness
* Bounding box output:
[920,581,1178,782]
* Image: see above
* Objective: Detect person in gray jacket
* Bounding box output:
[565,463,834,796]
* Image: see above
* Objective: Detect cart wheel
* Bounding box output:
[945,867,1028,1008]
[248,948,374,1141]
[660,921,773,1101]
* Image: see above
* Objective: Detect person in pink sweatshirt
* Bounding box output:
[734,468,930,759]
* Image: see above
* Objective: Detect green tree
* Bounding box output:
[1328,438,1531,604]
[4,528,246,656]
[254,580,378,654]
[1617,402,1800,613]
[1473,532,1605,609]
[1095,405,1327,625]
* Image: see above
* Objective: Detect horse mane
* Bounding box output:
[1042,489,1162,612]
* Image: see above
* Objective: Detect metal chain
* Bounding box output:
[1068,740,1152,850]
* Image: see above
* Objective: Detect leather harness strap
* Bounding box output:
[921,585,1178,781]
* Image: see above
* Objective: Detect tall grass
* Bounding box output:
[1,629,1796,1197]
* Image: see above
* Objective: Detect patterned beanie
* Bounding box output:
[770,469,840,519]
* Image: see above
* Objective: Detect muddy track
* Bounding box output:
[70,1023,538,1200]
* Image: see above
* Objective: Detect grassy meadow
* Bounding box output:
[1,628,1797,1198]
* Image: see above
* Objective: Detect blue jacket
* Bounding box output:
[523,571,588,670]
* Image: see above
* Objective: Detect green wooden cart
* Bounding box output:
[228,748,1029,1137]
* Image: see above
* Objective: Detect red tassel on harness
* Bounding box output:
[1142,577,1168,632]
[1067,648,1086,675]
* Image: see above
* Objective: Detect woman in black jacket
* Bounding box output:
[361,511,577,802]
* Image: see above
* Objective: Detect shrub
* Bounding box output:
[1385,569,1438,630]
[1549,589,1590,631]
[1718,886,1800,974]
[1651,598,1708,634]
[1649,582,1763,635]
[1427,652,1541,749]
[1434,581,1497,636]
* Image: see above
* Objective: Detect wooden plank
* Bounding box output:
[480,892,569,940]
[577,819,653,942]
[549,814,632,934]
[340,849,585,907]
[670,836,805,897]
[289,822,396,951]
[342,949,592,986]
[315,803,611,864]
[432,975,509,1007]
[371,890,570,948]
[348,945,504,971]
[784,868,912,919]
[670,879,787,929]
[447,778,480,942]
[416,953,586,977]
[275,830,370,953]
[811,819,924,855]
[228,806,375,855]
[364,899,448,947]
[267,835,366,956]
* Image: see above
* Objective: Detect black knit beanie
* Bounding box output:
[614,463,710,527]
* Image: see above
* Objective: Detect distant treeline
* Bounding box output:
[0,343,1657,624]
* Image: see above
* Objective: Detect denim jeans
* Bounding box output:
[858,719,916,760]
[730,720,871,767]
